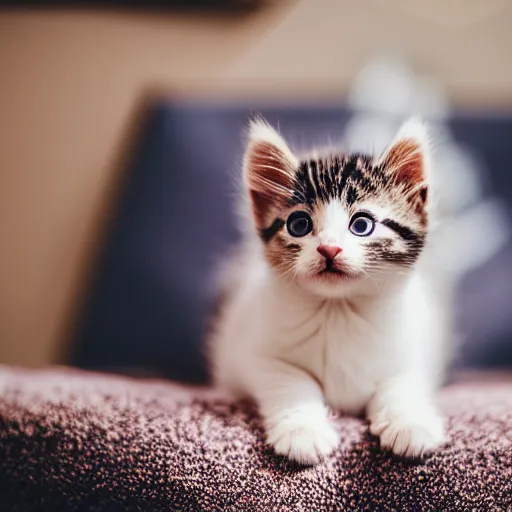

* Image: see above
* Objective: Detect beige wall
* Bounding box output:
[220,0,512,105]
[1,1,511,367]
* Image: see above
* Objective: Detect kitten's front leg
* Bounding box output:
[367,374,445,458]
[255,360,339,465]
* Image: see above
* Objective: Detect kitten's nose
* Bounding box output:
[317,244,342,261]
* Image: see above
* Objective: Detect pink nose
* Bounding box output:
[317,244,342,260]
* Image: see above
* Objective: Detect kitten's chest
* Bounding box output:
[276,301,395,413]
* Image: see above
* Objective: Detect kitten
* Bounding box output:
[209,118,447,465]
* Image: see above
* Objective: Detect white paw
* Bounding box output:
[370,408,446,458]
[266,416,339,465]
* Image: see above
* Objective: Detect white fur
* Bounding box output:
[209,121,447,465]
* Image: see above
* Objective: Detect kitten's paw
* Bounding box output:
[370,409,445,458]
[266,416,339,465]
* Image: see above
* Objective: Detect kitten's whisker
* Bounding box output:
[361,269,382,297]
[279,263,299,283]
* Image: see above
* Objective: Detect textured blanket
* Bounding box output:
[0,366,511,511]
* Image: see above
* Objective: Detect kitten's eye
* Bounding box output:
[287,211,313,237]
[349,214,375,237]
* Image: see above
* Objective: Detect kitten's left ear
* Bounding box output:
[379,118,430,204]
[243,118,298,227]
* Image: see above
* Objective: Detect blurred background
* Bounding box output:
[1,0,512,382]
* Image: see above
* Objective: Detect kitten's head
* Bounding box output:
[243,118,431,298]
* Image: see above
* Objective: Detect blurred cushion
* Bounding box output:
[0,366,511,511]
[70,101,512,380]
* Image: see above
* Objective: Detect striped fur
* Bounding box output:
[243,119,429,285]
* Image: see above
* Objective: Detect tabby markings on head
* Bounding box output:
[244,118,430,270]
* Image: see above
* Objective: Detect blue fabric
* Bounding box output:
[71,101,512,381]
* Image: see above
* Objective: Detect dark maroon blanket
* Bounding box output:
[0,366,511,511]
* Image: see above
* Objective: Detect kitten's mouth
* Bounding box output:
[320,267,345,275]
[313,269,354,285]
[316,262,356,280]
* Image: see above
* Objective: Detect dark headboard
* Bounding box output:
[70,100,512,382]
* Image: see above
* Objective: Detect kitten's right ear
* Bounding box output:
[243,119,298,227]
[379,118,430,189]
